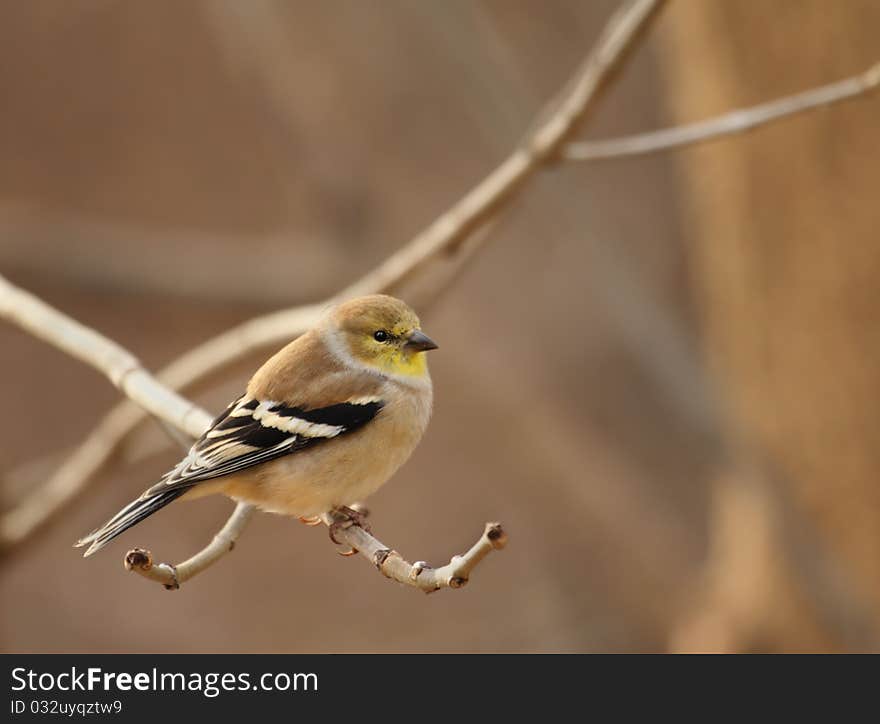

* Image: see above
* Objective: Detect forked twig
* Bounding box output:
[124,508,507,593]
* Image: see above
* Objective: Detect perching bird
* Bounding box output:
[76,294,437,557]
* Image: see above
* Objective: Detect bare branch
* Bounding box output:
[324,516,509,593]
[0,274,212,439]
[125,509,506,593]
[152,0,667,385]
[1,0,667,552]
[124,502,256,589]
[565,61,880,161]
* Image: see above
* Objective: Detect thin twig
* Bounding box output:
[565,61,880,161]
[322,515,508,593]
[1,0,667,552]
[124,502,255,589]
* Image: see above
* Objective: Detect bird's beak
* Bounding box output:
[405,329,438,352]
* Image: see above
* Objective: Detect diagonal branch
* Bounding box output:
[151,0,667,391]
[1,0,667,552]
[0,275,212,439]
[565,61,880,161]
[322,517,508,593]
[124,502,255,589]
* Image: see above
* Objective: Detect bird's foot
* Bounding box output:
[328,505,371,555]
[298,516,322,526]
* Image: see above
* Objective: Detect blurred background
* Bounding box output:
[2,0,878,653]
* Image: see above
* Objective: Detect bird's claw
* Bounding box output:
[298,516,322,526]
[328,505,371,556]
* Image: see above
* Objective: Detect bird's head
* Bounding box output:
[326,294,438,378]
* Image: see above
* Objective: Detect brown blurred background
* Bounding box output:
[1,0,878,653]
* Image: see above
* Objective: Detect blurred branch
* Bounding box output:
[1,0,667,552]
[566,61,880,160]
[343,0,665,296]
[0,275,212,439]
[0,274,213,549]
[154,0,666,377]
[0,205,334,305]
[2,421,175,535]
[3,403,146,548]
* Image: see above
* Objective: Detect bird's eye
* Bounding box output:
[373,330,389,343]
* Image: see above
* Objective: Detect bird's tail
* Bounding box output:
[75,487,189,557]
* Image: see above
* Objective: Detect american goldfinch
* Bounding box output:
[77,294,437,557]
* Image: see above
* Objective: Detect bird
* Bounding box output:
[76,294,437,557]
